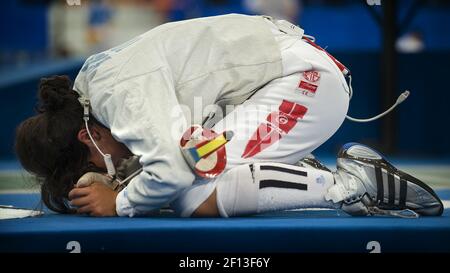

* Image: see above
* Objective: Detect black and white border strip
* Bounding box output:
[258,164,308,191]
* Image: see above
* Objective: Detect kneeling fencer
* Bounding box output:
[15,14,443,218]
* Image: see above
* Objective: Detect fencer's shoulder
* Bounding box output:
[73,35,150,96]
[154,13,267,27]
[144,13,273,38]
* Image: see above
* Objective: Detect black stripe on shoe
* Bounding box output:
[375,167,384,203]
[388,173,395,206]
[260,165,307,177]
[259,179,308,191]
[399,178,407,208]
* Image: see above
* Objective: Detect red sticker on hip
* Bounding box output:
[241,100,308,158]
[298,71,320,97]
[180,125,228,178]
[303,71,321,83]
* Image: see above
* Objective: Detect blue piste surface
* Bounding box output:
[0,191,449,253]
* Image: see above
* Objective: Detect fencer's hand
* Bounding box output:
[68,182,118,217]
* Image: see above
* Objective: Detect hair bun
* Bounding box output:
[38,75,73,113]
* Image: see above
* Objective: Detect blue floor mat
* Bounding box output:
[0,191,449,253]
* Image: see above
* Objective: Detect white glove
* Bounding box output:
[76,172,122,190]
[76,156,142,192]
[76,172,115,189]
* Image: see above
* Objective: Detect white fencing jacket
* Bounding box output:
[73,14,284,216]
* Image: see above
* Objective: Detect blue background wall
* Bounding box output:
[315,52,450,157]
[1,0,449,159]
[0,0,48,66]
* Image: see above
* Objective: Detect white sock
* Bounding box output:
[215,162,339,217]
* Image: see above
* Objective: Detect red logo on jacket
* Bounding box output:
[241,100,308,158]
[303,71,321,83]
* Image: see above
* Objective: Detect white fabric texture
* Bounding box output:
[214,162,336,217]
[73,14,349,217]
[72,14,285,216]
[172,18,350,217]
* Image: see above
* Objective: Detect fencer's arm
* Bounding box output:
[91,71,195,217]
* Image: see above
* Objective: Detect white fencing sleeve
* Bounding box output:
[91,68,195,216]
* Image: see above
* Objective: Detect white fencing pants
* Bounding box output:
[171,21,350,217]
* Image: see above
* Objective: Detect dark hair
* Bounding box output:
[15,75,97,213]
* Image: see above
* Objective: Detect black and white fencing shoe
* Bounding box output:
[325,143,444,218]
[297,154,332,172]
